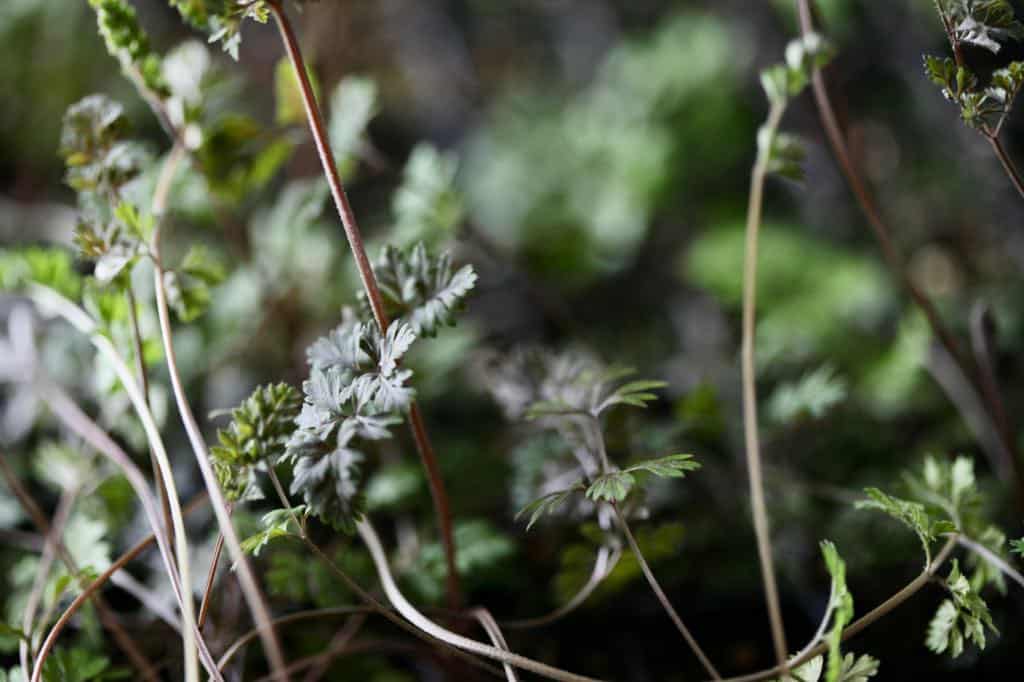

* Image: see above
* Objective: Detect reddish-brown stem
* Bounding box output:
[988,134,1024,201]
[266,0,461,610]
[0,457,161,682]
[795,0,1024,507]
[198,531,227,629]
[32,535,152,679]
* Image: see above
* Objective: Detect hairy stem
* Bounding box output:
[742,100,788,668]
[26,285,203,682]
[265,0,461,609]
[611,505,721,679]
[717,537,957,682]
[795,0,1024,507]
[356,517,605,682]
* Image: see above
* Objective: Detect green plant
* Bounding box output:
[2,2,1024,682]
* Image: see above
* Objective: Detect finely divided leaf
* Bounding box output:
[624,453,700,478]
[516,483,585,531]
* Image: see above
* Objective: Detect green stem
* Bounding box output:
[742,100,788,668]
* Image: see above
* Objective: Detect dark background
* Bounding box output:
[2,1,1024,680]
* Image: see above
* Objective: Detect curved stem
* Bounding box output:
[149,141,289,681]
[742,100,788,668]
[356,517,605,682]
[502,546,620,629]
[792,580,836,663]
[30,534,152,678]
[795,0,1024,507]
[217,607,374,671]
[301,611,367,682]
[471,608,518,682]
[126,286,174,548]
[0,457,161,680]
[989,134,1024,201]
[957,535,1024,590]
[150,260,289,681]
[261,467,502,679]
[611,505,721,679]
[265,0,461,610]
[20,488,76,679]
[717,537,958,682]
[26,285,203,682]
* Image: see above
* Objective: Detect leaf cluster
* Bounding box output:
[488,347,666,421]
[89,0,169,98]
[210,383,301,502]
[760,32,835,106]
[517,454,700,528]
[924,56,1024,130]
[241,506,307,556]
[284,319,416,531]
[855,487,955,565]
[367,242,478,337]
[771,653,879,682]
[940,0,1024,53]
[926,560,998,657]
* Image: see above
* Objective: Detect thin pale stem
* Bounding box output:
[502,546,620,629]
[989,134,1024,201]
[217,607,374,671]
[26,284,203,682]
[21,488,76,679]
[611,505,721,679]
[150,261,289,681]
[301,612,367,682]
[356,517,605,682]
[148,143,289,681]
[262,459,502,679]
[792,581,836,663]
[471,608,518,682]
[795,0,1024,507]
[126,285,174,548]
[742,100,788,668]
[0,457,161,681]
[265,0,461,609]
[717,537,957,682]
[957,535,1024,589]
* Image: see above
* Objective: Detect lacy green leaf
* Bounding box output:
[516,483,585,531]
